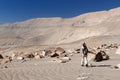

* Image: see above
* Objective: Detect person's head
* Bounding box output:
[82,42,86,47]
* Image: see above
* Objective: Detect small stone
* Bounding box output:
[4,66,8,68]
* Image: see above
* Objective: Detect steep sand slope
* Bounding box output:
[0,7,120,47]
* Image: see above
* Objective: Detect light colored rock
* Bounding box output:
[116,46,120,55]
[41,50,46,57]
[17,56,24,60]
[35,55,40,59]
[52,58,62,63]
[60,57,71,62]
[55,47,65,55]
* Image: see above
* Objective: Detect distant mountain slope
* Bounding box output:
[0,7,120,47]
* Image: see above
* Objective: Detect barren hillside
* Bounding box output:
[0,7,120,48]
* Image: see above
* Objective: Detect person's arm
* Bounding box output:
[88,49,96,54]
[81,46,84,54]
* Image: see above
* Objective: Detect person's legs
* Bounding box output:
[84,57,88,67]
[81,57,84,66]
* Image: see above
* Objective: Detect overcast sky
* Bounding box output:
[0,0,120,23]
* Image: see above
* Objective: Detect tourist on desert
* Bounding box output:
[81,42,89,67]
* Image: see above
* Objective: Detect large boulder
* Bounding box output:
[94,50,109,62]
[50,47,66,57]
[55,47,65,55]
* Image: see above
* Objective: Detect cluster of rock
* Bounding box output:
[91,43,119,62]
[98,43,119,50]
[45,47,81,63]
[0,54,12,64]
[0,43,119,64]
[0,47,81,64]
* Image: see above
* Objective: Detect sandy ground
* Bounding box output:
[0,48,120,80]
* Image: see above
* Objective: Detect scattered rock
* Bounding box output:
[0,56,12,64]
[35,55,40,59]
[52,58,62,63]
[114,64,120,69]
[114,66,119,69]
[17,56,24,60]
[94,50,109,62]
[21,60,27,63]
[55,47,66,56]
[59,56,71,63]
[0,54,3,59]
[50,53,59,57]
[4,66,8,68]
[26,54,34,58]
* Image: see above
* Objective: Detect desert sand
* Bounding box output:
[0,48,120,80]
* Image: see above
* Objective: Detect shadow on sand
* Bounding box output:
[90,64,111,67]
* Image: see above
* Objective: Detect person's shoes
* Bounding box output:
[81,65,84,67]
[86,64,88,67]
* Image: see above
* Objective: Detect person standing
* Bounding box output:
[81,42,89,67]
